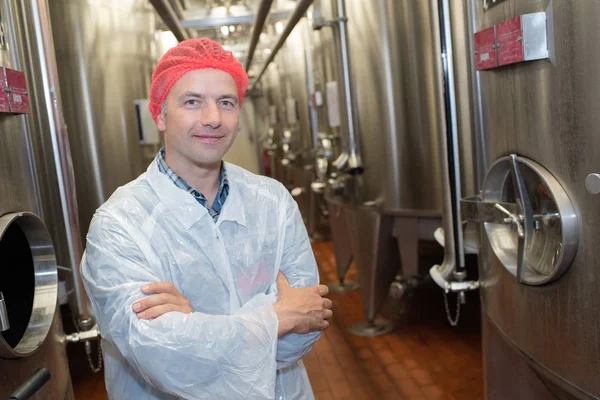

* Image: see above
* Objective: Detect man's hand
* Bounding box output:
[132,282,192,320]
[273,272,333,337]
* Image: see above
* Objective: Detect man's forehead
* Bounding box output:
[171,69,237,94]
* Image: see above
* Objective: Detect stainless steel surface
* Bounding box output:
[150,0,189,41]
[481,155,579,285]
[0,292,9,332]
[245,0,273,71]
[344,206,399,329]
[325,198,355,285]
[331,0,361,174]
[0,213,58,359]
[0,0,74,396]
[31,0,91,329]
[0,313,74,400]
[49,0,155,243]
[585,173,600,195]
[251,0,314,88]
[522,12,549,61]
[472,0,600,396]
[342,0,444,213]
[483,313,593,400]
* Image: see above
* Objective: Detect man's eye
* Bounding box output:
[220,100,234,108]
[185,99,198,105]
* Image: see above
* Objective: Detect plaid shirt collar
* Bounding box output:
[156,147,229,222]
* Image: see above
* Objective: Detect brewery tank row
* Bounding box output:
[0,0,599,398]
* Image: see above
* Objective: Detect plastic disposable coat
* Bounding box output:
[81,160,320,399]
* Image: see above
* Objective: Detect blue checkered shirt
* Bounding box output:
[156,147,229,222]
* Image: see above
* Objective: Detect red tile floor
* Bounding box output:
[69,241,483,399]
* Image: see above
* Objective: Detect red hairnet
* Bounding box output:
[148,38,248,122]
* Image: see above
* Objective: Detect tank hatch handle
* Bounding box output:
[0,292,9,331]
[8,368,51,400]
[509,154,534,283]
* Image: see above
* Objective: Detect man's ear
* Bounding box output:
[156,111,166,131]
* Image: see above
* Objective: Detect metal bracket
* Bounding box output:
[312,16,348,31]
[65,324,100,343]
[0,9,5,50]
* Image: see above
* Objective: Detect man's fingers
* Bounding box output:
[323,298,333,309]
[276,271,291,289]
[133,293,179,312]
[323,309,333,320]
[317,285,329,296]
[137,304,186,320]
[141,282,180,296]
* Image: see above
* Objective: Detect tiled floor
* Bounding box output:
[69,241,483,399]
[307,241,483,400]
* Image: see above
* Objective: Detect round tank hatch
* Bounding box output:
[0,212,58,359]
[481,155,579,285]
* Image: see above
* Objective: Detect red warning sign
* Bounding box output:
[0,69,9,113]
[4,68,29,114]
[475,26,497,71]
[497,16,524,66]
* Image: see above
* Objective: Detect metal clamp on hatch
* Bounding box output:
[463,154,578,285]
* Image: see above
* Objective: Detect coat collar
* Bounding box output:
[146,159,246,229]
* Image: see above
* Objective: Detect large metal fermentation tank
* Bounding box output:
[0,0,75,398]
[324,0,454,334]
[48,0,156,239]
[468,0,600,397]
[344,0,444,211]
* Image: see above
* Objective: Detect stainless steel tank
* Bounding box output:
[48,0,156,240]
[464,0,600,397]
[0,0,75,398]
[319,0,459,335]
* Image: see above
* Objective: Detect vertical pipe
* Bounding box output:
[437,0,465,279]
[31,0,92,329]
[333,0,362,173]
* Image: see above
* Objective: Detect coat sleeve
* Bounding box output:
[81,213,279,400]
[275,191,322,369]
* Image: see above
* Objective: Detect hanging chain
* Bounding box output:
[443,291,461,327]
[85,339,103,373]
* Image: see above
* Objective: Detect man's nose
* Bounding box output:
[201,101,222,128]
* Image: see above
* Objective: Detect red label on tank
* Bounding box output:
[497,16,524,66]
[5,68,29,114]
[475,26,497,70]
[0,68,9,113]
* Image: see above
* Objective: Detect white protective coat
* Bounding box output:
[81,160,320,399]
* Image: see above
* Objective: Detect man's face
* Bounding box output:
[157,68,240,168]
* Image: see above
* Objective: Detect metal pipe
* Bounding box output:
[245,0,274,71]
[150,0,189,42]
[439,0,465,274]
[169,0,195,38]
[332,0,362,173]
[182,9,290,30]
[251,0,314,89]
[31,0,93,329]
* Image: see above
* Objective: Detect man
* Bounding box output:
[81,38,332,400]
